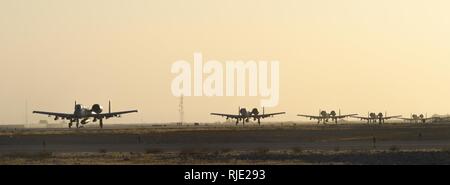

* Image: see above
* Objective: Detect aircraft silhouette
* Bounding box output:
[298,109,357,124]
[211,107,285,125]
[33,101,137,128]
[399,113,430,124]
[352,112,401,124]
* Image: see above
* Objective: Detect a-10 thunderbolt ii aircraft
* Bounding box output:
[211,107,285,125]
[352,112,401,124]
[33,101,138,128]
[399,113,430,124]
[297,110,357,124]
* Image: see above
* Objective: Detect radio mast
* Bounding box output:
[178,95,184,126]
[25,100,28,125]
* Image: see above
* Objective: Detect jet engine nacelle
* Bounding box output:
[251,108,259,116]
[239,108,248,116]
[377,112,384,118]
[369,113,377,119]
[91,104,103,114]
[330,111,337,117]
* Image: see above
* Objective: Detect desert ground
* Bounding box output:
[1,122,450,164]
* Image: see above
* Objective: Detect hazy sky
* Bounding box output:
[1,0,450,124]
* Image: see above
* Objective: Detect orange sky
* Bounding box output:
[1,0,450,124]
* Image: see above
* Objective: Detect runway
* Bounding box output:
[1,123,450,153]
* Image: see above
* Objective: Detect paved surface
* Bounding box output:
[1,124,450,153]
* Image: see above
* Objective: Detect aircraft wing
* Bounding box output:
[399,117,434,121]
[297,114,322,120]
[32,111,74,119]
[351,116,370,120]
[383,115,402,120]
[210,113,243,119]
[258,112,286,118]
[95,110,138,119]
[335,114,358,119]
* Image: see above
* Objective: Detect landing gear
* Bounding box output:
[76,119,80,128]
[68,122,73,128]
[99,119,103,128]
[258,118,261,126]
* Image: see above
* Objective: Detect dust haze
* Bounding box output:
[1,0,450,124]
